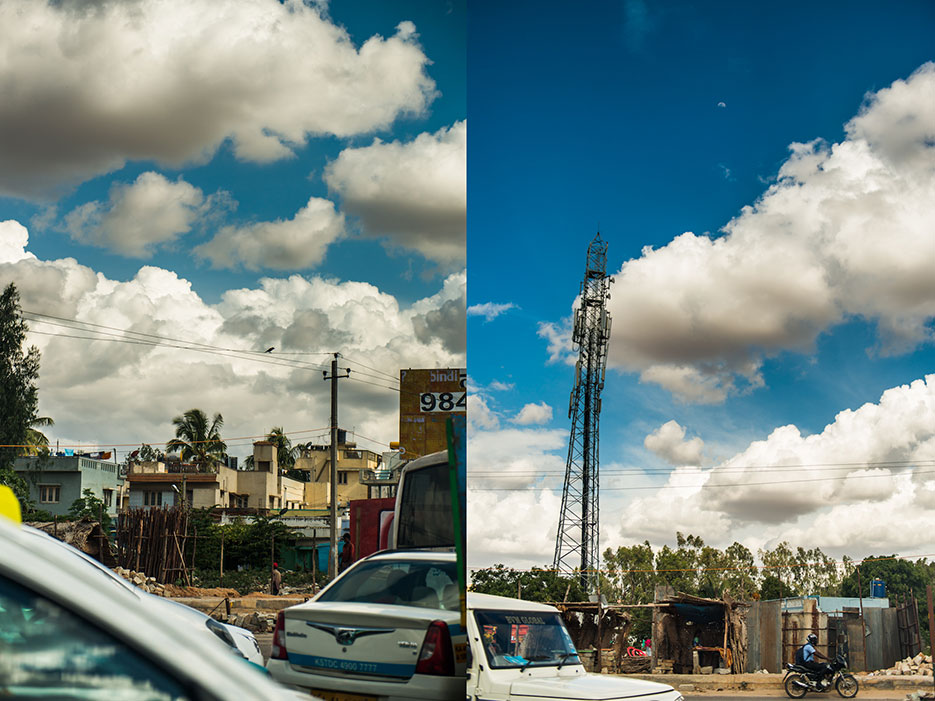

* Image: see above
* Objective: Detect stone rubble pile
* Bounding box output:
[225,611,278,634]
[112,566,167,596]
[876,653,933,676]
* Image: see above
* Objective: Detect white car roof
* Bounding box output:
[467,592,561,613]
[365,548,456,562]
[0,516,299,700]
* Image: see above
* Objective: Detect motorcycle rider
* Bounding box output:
[798,633,830,686]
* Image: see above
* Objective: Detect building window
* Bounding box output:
[102,489,113,508]
[143,491,162,507]
[39,485,60,504]
[338,472,348,485]
[232,494,248,509]
[345,450,362,459]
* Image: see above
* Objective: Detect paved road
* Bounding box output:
[684,694,909,700]
[256,632,274,663]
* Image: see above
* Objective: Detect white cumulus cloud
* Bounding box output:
[0,221,464,460]
[194,197,345,271]
[324,121,466,266]
[644,420,704,465]
[467,302,516,321]
[587,63,935,403]
[512,402,553,426]
[63,172,219,257]
[0,0,436,198]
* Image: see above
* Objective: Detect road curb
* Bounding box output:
[613,672,935,693]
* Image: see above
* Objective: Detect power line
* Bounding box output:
[468,468,935,491]
[24,310,333,357]
[468,459,935,478]
[27,327,332,374]
[24,311,333,373]
[341,354,400,382]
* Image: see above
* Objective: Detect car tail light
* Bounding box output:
[271,612,288,661]
[415,620,454,676]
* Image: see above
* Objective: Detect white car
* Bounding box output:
[0,502,311,700]
[467,593,683,701]
[267,549,466,700]
[17,523,265,669]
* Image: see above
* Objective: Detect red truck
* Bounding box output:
[346,497,395,565]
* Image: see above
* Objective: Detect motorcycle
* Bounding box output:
[783,654,858,698]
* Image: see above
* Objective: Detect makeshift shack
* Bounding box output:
[551,601,632,672]
[745,595,918,673]
[651,586,748,674]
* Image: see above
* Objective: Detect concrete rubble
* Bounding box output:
[113,566,167,596]
[869,653,934,677]
[226,611,279,634]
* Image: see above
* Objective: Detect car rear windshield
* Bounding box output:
[473,609,579,670]
[317,560,458,611]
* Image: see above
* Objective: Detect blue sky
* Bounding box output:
[0,0,465,460]
[467,0,935,569]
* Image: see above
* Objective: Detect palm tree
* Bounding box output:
[21,416,54,456]
[166,409,227,471]
[266,427,296,470]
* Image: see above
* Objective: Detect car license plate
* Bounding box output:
[308,690,377,701]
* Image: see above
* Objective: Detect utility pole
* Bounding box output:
[323,353,350,579]
[553,233,612,594]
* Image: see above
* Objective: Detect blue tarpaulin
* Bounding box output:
[671,603,723,624]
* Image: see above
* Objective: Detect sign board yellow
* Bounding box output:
[399,368,466,459]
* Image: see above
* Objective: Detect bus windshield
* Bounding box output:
[395,460,454,548]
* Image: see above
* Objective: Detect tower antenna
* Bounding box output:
[553,232,612,593]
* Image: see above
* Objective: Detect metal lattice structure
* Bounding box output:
[553,233,612,592]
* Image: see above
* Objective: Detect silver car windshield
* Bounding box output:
[473,609,579,670]
[317,560,458,611]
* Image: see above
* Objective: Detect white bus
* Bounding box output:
[391,450,456,549]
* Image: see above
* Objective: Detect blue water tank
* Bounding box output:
[870,578,885,598]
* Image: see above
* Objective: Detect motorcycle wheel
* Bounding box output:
[784,673,809,698]
[835,674,858,698]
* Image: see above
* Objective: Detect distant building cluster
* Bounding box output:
[14,431,403,520]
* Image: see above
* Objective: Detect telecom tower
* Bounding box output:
[553,233,612,592]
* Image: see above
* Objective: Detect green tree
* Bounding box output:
[129,443,165,464]
[68,488,112,531]
[22,416,54,456]
[603,541,656,603]
[722,542,759,599]
[0,283,41,506]
[470,564,586,602]
[840,556,928,600]
[655,532,702,594]
[266,427,297,470]
[166,409,227,470]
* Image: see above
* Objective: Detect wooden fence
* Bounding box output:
[116,506,193,585]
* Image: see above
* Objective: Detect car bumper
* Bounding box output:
[266,660,464,701]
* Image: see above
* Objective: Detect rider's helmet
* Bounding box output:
[807,633,818,645]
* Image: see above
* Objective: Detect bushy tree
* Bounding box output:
[188,508,297,572]
[266,427,297,470]
[166,409,227,470]
[470,564,586,602]
[0,283,41,506]
[840,556,928,600]
[68,488,112,530]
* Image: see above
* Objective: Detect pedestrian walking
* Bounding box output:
[271,562,282,595]
[338,533,354,573]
